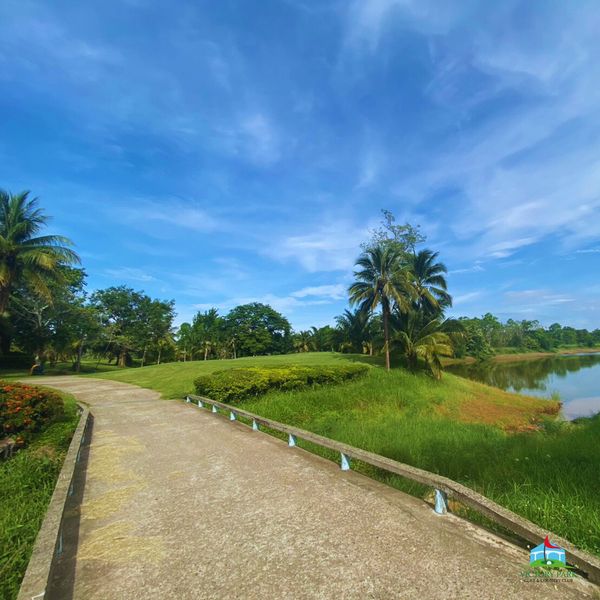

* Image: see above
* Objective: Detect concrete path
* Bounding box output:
[26,377,596,599]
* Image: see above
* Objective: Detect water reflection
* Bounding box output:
[447,353,600,419]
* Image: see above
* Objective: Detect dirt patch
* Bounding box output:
[439,389,560,430]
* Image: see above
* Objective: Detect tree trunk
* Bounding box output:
[141,347,147,367]
[118,350,127,368]
[75,338,85,373]
[157,347,162,364]
[204,344,208,361]
[383,302,391,371]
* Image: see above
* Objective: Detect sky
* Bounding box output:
[1,0,600,331]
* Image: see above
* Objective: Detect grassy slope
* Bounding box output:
[88,352,557,428]
[89,353,599,556]
[0,393,80,600]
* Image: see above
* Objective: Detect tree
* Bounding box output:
[0,190,79,353]
[408,249,451,315]
[335,309,373,354]
[362,209,425,256]
[392,312,460,379]
[349,244,413,371]
[90,286,174,367]
[293,330,314,353]
[9,267,99,369]
[224,303,292,357]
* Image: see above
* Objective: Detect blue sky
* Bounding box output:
[2,0,600,330]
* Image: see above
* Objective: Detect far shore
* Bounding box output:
[443,347,600,366]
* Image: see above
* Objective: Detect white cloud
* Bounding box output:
[452,291,482,306]
[291,284,347,300]
[104,267,156,282]
[270,221,369,272]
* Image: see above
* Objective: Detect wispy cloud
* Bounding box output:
[291,284,347,300]
[269,221,370,272]
[104,267,156,283]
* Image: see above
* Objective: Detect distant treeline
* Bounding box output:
[454,314,600,359]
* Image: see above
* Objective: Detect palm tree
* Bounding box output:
[335,308,372,354]
[392,311,461,379]
[293,330,313,353]
[0,190,79,315]
[349,244,413,370]
[409,249,451,315]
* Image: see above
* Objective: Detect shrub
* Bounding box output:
[194,363,370,403]
[0,381,64,447]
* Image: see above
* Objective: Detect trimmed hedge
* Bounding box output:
[0,381,64,448]
[194,363,370,403]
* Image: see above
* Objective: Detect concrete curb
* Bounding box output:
[17,404,90,600]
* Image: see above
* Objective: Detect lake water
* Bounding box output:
[447,353,600,420]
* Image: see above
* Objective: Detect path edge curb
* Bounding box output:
[17,403,90,600]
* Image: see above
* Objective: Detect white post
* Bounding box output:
[252,419,259,431]
[230,411,236,421]
[212,405,218,413]
[288,434,297,447]
[434,489,448,514]
[340,453,351,471]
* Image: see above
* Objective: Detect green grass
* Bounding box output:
[7,352,597,559]
[0,392,80,600]
[238,368,600,557]
[85,353,598,557]
[0,358,123,380]
[88,352,381,399]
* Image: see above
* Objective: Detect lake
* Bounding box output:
[447,353,600,420]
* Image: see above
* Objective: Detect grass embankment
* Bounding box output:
[89,353,599,556]
[0,393,80,600]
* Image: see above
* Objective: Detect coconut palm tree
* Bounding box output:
[409,249,451,315]
[349,244,413,370]
[392,311,460,379]
[335,308,373,354]
[0,190,79,315]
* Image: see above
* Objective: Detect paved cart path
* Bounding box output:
[24,377,596,599]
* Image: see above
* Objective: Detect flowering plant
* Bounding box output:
[0,381,64,446]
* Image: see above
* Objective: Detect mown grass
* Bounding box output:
[0,392,80,600]
[89,352,381,399]
[0,359,123,380]
[11,353,597,558]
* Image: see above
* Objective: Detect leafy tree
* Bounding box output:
[224,303,292,357]
[349,244,413,370]
[9,267,98,369]
[0,190,79,353]
[90,286,174,367]
[362,209,425,256]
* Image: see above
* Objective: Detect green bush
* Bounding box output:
[193,363,370,403]
[0,381,64,447]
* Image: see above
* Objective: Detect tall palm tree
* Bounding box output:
[0,190,79,315]
[409,249,451,315]
[349,244,413,370]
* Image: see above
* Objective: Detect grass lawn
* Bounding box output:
[87,352,598,557]
[0,358,123,380]
[5,353,598,559]
[0,392,80,600]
